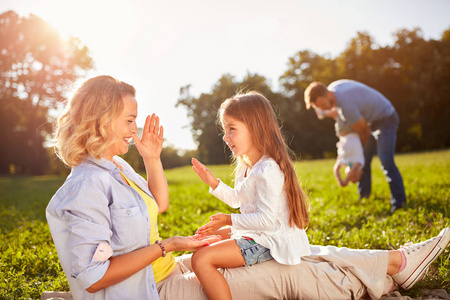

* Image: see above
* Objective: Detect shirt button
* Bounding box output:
[126,209,131,215]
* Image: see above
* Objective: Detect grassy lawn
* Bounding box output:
[1,150,449,299]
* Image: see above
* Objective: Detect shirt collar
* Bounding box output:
[85,154,117,171]
[253,154,270,167]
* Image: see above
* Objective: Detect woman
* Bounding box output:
[46,75,449,300]
[46,75,220,299]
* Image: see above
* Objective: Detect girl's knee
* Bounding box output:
[191,247,212,271]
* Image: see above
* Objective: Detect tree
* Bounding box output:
[0,11,92,174]
[176,74,237,164]
[179,28,450,161]
[177,73,288,164]
[280,50,339,158]
[388,28,450,150]
[337,28,450,151]
[280,29,450,156]
[121,142,197,171]
[336,32,379,84]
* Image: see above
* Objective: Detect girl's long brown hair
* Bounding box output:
[219,91,309,229]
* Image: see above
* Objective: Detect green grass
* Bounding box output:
[1,150,449,299]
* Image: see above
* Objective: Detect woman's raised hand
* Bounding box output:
[192,158,220,190]
[133,114,164,160]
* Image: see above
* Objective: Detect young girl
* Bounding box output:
[191,91,311,300]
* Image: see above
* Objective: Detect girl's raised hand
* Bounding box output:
[192,158,220,190]
[133,114,164,160]
[195,213,231,236]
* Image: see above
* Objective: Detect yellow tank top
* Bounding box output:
[120,172,176,283]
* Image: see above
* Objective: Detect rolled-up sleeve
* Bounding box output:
[47,156,159,298]
[57,177,113,289]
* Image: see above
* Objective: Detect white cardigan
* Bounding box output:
[210,155,311,265]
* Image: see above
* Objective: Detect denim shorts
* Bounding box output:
[235,237,273,266]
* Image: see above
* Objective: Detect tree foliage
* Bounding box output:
[176,74,235,164]
[178,27,450,162]
[176,73,292,164]
[0,11,92,174]
[2,13,448,173]
[334,28,450,151]
[121,143,197,171]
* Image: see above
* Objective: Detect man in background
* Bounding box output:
[304,79,406,213]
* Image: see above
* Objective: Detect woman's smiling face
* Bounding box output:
[102,94,138,161]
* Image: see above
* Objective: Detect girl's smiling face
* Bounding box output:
[103,94,138,161]
[221,114,262,166]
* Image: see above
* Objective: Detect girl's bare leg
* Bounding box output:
[192,239,245,300]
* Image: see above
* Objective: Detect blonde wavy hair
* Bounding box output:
[54,75,135,167]
[218,91,309,229]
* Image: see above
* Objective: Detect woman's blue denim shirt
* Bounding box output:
[46,155,159,300]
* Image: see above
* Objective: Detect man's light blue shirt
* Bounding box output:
[328,79,395,125]
[46,155,159,300]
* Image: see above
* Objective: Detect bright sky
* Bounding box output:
[2,0,450,150]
